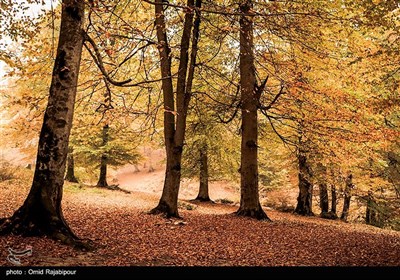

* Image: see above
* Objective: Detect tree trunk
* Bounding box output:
[152,148,183,216]
[331,184,337,214]
[295,153,314,216]
[387,151,400,197]
[235,0,269,220]
[319,183,329,214]
[149,0,180,216]
[366,191,382,227]
[0,0,88,249]
[323,184,339,219]
[146,148,155,172]
[65,146,78,183]
[150,0,200,217]
[340,173,353,221]
[366,192,373,225]
[320,182,337,219]
[316,163,328,215]
[195,145,211,201]
[97,155,108,187]
[96,125,109,187]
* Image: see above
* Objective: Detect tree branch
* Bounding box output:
[266,114,296,146]
[83,31,132,86]
[259,84,285,111]
[255,75,268,100]
[141,0,325,18]
[216,102,240,124]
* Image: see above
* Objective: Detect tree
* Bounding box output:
[1,0,156,188]
[294,147,314,216]
[194,145,211,201]
[0,0,44,69]
[319,183,329,215]
[182,95,242,202]
[315,162,338,219]
[340,173,354,222]
[65,146,78,183]
[235,0,269,220]
[365,190,383,227]
[97,124,110,187]
[72,122,141,187]
[327,168,339,219]
[330,184,337,216]
[0,0,88,248]
[149,0,202,217]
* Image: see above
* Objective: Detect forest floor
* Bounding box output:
[0,165,399,267]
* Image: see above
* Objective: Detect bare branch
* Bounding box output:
[259,84,285,111]
[266,114,296,146]
[255,75,268,100]
[83,31,132,86]
[141,0,325,18]
[216,102,240,124]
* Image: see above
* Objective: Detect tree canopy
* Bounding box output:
[0,0,399,250]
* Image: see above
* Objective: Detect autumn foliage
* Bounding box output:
[0,0,399,266]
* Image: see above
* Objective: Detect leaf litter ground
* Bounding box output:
[0,169,399,266]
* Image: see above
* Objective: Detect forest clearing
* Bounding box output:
[0,164,399,266]
[0,0,399,270]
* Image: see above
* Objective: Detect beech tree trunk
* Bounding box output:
[195,145,211,201]
[96,125,109,187]
[320,182,337,219]
[340,174,353,221]
[150,0,201,217]
[316,163,328,215]
[235,0,269,220]
[295,152,314,216]
[0,0,87,248]
[319,183,329,214]
[365,192,374,225]
[331,184,337,215]
[97,155,108,187]
[65,146,78,183]
[366,191,382,227]
[387,151,400,197]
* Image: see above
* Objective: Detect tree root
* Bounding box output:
[235,208,272,221]
[0,213,95,251]
[191,197,214,203]
[97,184,131,194]
[149,201,181,219]
[51,232,95,251]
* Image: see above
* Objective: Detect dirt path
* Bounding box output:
[115,164,240,203]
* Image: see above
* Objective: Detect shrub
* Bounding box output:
[215,198,234,205]
[0,161,16,181]
[178,201,197,210]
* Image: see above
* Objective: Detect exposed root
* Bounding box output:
[97,184,131,194]
[0,212,95,251]
[235,208,272,221]
[51,231,95,251]
[149,201,181,219]
[191,197,214,203]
